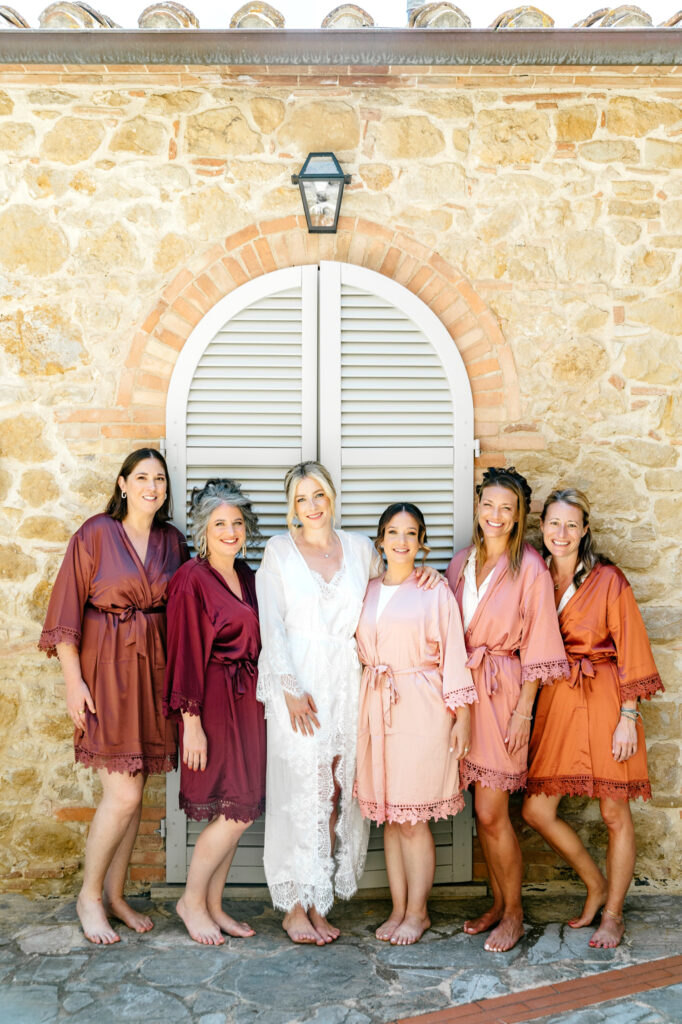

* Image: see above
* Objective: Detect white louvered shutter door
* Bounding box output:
[319,261,474,885]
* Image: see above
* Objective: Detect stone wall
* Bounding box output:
[0,63,680,894]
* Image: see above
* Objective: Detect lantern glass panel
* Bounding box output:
[301,178,342,230]
[302,154,341,177]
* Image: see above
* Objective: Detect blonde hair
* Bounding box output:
[541,486,603,587]
[284,461,337,531]
[472,466,532,578]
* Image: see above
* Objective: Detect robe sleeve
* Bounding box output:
[164,576,213,718]
[437,587,477,712]
[518,568,570,686]
[606,574,664,702]
[38,527,94,658]
[255,542,304,707]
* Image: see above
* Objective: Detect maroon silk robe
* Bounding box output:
[164,558,265,822]
[39,513,188,774]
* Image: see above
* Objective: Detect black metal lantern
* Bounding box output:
[291,152,351,234]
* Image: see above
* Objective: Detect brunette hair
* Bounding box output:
[189,478,261,559]
[473,466,531,578]
[105,448,172,524]
[284,461,336,531]
[540,487,606,588]
[374,502,430,564]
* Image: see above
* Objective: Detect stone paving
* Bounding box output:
[0,891,678,1024]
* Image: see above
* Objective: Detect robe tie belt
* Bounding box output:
[465,645,517,696]
[210,654,257,701]
[567,653,615,695]
[362,662,433,813]
[89,603,164,658]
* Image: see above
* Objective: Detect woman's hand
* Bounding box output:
[65,677,96,730]
[505,708,531,757]
[612,716,638,763]
[415,564,444,590]
[182,714,208,771]
[449,705,471,760]
[284,691,320,736]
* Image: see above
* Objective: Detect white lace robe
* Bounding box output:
[256,529,382,915]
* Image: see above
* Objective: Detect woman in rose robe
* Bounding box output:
[446,467,569,953]
[39,448,188,945]
[164,479,265,946]
[523,487,663,950]
[355,503,476,946]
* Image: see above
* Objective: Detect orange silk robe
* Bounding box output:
[527,563,663,801]
[446,544,569,792]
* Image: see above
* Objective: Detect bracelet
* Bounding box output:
[620,707,642,722]
[512,709,533,721]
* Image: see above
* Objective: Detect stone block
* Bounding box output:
[279,101,360,155]
[41,117,105,165]
[0,122,35,155]
[653,497,681,537]
[185,107,262,156]
[181,187,242,235]
[644,140,682,169]
[145,90,201,114]
[0,207,69,275]
[0,90,13,114]
[623,337,680,383]
[475,110,550,166]
[555,106,597,142]
[153,233,192,274]
[358,163,394,191]
[109,116,166,155]
[645,469,682,492]
[550,339,608,384]
[628,293,682,335]
[608,199,660,219]
[0,468,10,503]
[0,414,51,462]
[558,230,615,283]
[18,516,71,543]
[614,439,677,468]
[662,200,682,233]
[580,140,640,164]
[647,742,681,794]
[624,248,674,289]
[660,395,682,438]
[376,115,444,159]
[607,97,682,137]
[0,307,85,376]
[611,179,653,201]
[248,97,285,134]
[19,470,59,507]
[77,223,141,273]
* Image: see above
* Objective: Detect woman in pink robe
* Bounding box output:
[39,449,188,945]
[523,487,663,949]
[355,503,476,945]
[446,467,568,953]
[164,479,265,946]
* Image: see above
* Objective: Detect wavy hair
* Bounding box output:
[472,466,532,578]
[190,478,261,559]
[540,487,606,588]
[374,502,430,565]
[105,448,172,524]
[284,461,336,531]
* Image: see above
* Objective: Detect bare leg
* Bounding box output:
[473,787,525,953]
[389,821,434,945]
[464,786,504,935]
[376,823,406,941]
[522,793,607,927]
[309,758,341,943]
[102,775,153,933]
[589,798,634,949]
[178,815,251,945]
[283,904,325,945]
[206,819,255,937]
[77,770,146,944]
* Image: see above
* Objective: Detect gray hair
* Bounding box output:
[189,478,261,558]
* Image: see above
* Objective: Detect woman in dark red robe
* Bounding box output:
[164,479,265,946]
[39,448,188,945]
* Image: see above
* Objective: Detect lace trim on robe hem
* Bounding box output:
[522,657,570,686]
[256,671,304,712]
[357,793,465,825]
[179,793,265,823]
[526,775,652,802]
[163,696,201,717]
[75,746,177,776]
[620,675,664,702]
[444,689,478,712]
[460,759,527,793]
[38,626,81,659]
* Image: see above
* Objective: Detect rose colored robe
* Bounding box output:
[527,563,663,801]
[446,544,569,792]
[164,557,265,822]
[39,513,188,774]
[355,573,477,824]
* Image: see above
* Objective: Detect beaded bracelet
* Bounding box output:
[512,709,533,721]
[620,707,642,722]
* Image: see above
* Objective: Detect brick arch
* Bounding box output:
[110,216,524,466]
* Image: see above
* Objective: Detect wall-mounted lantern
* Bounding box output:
[292,152,351,234]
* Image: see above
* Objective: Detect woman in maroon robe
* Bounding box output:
[39,448,188,945]
[164,479,265,946]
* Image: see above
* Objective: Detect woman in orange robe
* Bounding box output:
[524,487,663,950]
[446,467,569,953]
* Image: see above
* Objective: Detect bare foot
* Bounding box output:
[484,913,525,953]
[589,911,625,949]
[376,911,404,942]
[76,894,120,945]
[390,912,430,946]
[209,905,255,938]
[568,881,608,929]
[176,896,224,945]
[104,895,153,934]
[463,904,503,935]
[283,906,325,945]
[309,908,340,943]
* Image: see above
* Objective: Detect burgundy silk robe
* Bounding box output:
[446,544,569,792]
[164,558,265,822]
[39,513,188,774]
[527,563,663,801]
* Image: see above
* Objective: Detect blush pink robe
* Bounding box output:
[354,573,477,824]
[446,544,569,792]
